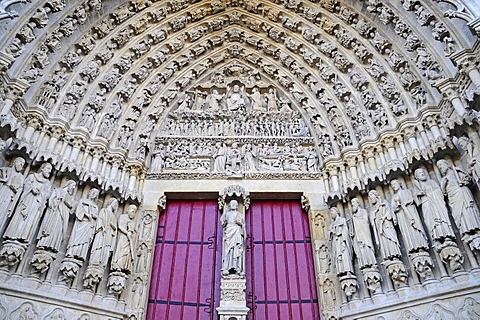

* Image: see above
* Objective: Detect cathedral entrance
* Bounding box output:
[245,200,320,320]
[147,200,222,320]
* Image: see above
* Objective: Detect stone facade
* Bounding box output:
[0,0,479,319]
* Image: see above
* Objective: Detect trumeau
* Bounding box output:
[0,0,479,319]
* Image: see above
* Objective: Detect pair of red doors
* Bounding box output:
[147,199,320,319]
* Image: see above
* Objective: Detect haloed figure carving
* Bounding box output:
[328,207,355,276]
[111,204,137,273]
[221,200,245,276]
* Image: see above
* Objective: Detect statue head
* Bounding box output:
[40,162,53,178]
[88,188,99,199]
[330,207,339,219]
[351,198,360,211]
[64,180,77,194]
[390,179,401,191]
[229,199,238,210]
[368,190,379,204]
[13,157,25,172]
[436,159,450,175]
[127,204,137,219]
[414,168,427,181]
[107,198,119,211]
[232,85,240,92]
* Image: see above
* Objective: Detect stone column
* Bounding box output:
[217,185,250,320]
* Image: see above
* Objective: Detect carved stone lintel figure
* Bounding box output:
[413,168,463,271]
[221,200,245,276]
[83,198,118,289]
[0,157,25,233]
[111,204,137,273]
[328,207,355,276]
[437,159,480,251]
[213,142,227,172]
[65,188,100,261]
[390,179,429,253]
[36,180,76,252]
[350,199,378,270]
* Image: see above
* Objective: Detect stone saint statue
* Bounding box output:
[0,157,26,232]
[88,198,118,267]
[350,198,377,269]
[368,190,402,261]
[225,85,246,111]
[111,204,137,273]
[390,179,429,253]
[3,162,53,243]
[328,207,354,275]
[37,180,77,252]
[437,159,480,250]
[413,168,456,241]
[221,200,245,276]
[65,188,100,261]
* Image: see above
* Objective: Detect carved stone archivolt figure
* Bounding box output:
[328,207,354,276]
[37,179,76,252]
[65,188,100,261]
[221,200,245,276]
[437,159,480,251]
[0,157,25,232]
[390,179,429,253]
[350,199,377,269]
[111,204,137,273]
[3,163,53,244]
[88,198,118,267]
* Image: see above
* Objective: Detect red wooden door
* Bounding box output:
[147,200,222,320]
[246,200,320,320]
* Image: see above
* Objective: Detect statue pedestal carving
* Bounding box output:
[216,276,249,320]
[0,240,27,268]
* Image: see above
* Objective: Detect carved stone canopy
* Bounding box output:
[219,185,250,210]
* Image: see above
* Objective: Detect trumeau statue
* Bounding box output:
[390,179,429,253]
[3,163,53,244]
[350,198,377,269]
[36,180,77,252]
[65,188,100,261]
[0,157,26,232]
[437,159,480,251]
[368,190,402,261]
[88,198,118,267]
[328,207,354,276]
[221,200,245,276]
[111,204,137,273]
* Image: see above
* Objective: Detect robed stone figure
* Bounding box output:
[221,200,245,276]
[111,204,137,273]
[65,188,100,261]
[3,163,53,244]
[88,198,118,267]
[368,190,402,261]
[350,198,377,269]
[37,180,77,252]
[413,168,456,241]
[390,179,429,253]
[0,157,25,232]
[328,207,354,276]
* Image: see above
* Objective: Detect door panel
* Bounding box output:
[246,200,320,320]
[147,200,222,320]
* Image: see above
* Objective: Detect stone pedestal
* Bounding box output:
[216,276,249,320]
